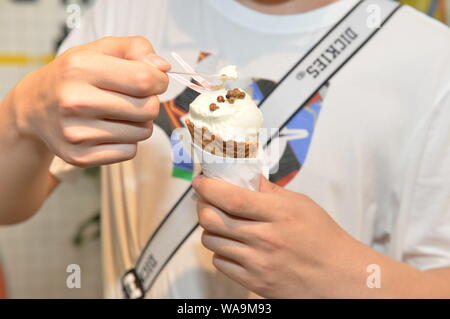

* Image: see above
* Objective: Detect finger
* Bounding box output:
[91,36,171,71]
[197,200,261,243]
[201,231,252,267]
[193,176,276,221]
[64,51,169,97]
[61,143,137,168]
[259,176,278,193]
[90,36,154,58]
[88,36,141,59]
[141,53,172,72]
[88,53,169,97]
[259,176,293,197]
[62,118,153,145]
[59,83,160,123]
[212,254,251,288]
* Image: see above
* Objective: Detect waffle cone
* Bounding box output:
[185,119,258,158]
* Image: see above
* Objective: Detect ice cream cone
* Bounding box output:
[185,119,258,159]
[183,69,267,189]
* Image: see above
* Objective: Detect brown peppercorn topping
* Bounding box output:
[226,88,246,102]
[209,103,219,111]
[217,95,225,103]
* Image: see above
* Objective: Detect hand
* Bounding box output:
[193,175,363,298]
[10,36,170,167]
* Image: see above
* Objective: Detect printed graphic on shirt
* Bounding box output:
[269,84,328,186]
[154,52,329,186]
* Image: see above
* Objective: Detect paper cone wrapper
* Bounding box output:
[186,119,268,190]
[192,141,268,191]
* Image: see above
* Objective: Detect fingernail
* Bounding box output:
[192,175,203,189]
[142,53,171,70]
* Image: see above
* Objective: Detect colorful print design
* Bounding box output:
[154,53,328,187]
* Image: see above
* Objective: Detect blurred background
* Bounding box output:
[0,0,101,299]
[0,0,448,299]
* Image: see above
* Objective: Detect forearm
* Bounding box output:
[326,239,450,298]
[0,87,54,224]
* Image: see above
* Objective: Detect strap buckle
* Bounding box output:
[122,269,144,299]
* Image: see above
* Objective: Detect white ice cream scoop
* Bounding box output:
[187,88,263,142]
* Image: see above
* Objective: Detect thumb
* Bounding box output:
[259,176,286,194]
[141,53,172,72]
[123,36,172,71]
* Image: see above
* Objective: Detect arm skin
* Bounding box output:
[0,92,56,224]
[0,91,60,224]
[193,175,450,298]
[0,36,170,225]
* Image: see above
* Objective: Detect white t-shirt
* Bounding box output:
[51,0,450,298]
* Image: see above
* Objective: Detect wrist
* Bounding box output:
[1,73,50,155]
[311,236,378,298]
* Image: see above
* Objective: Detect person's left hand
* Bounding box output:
[192,175,365,298]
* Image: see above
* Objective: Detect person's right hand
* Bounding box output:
[10,36,170,167]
